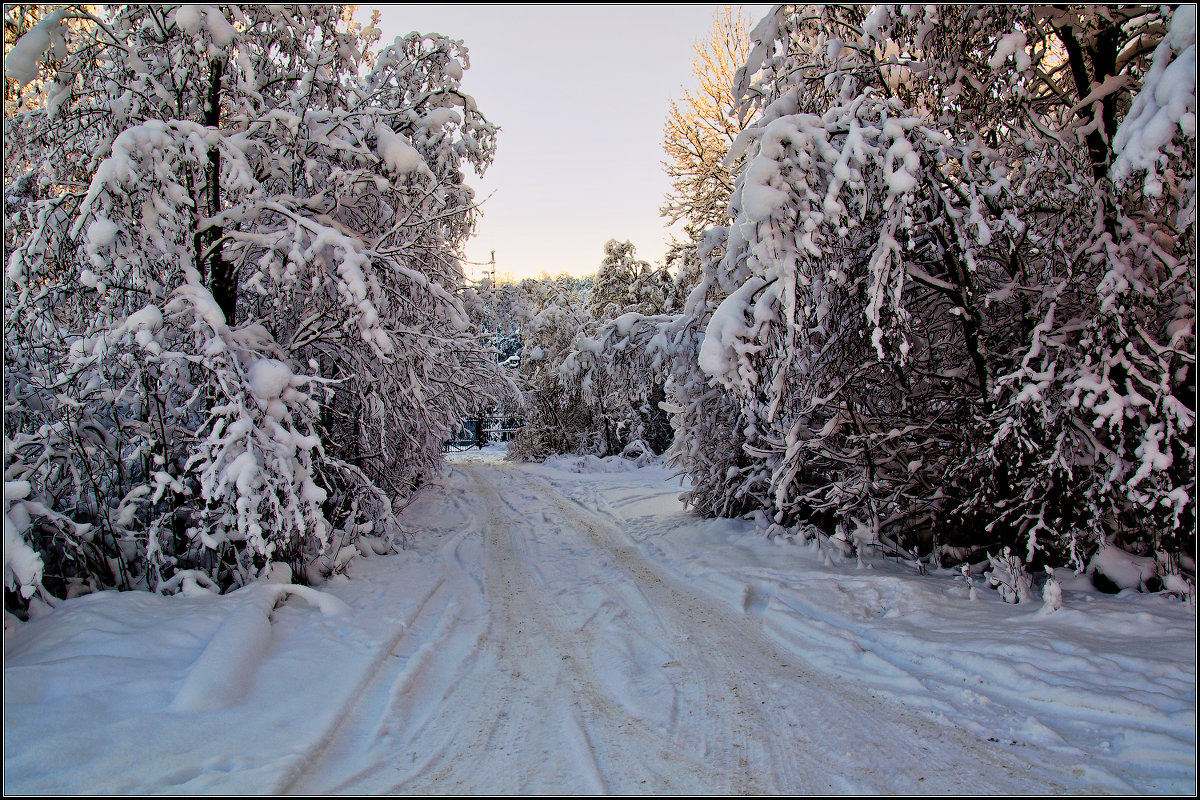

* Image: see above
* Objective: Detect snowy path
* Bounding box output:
[284,460,1094,794]
[4,449,1195,794]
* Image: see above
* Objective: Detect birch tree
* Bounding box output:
[3,4,507,603]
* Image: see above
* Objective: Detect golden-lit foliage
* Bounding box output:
[348,6,382,68]
[660,5,752,238]
[2,4,104,116]
[4,4,56,116]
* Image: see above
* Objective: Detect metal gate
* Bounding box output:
[444,417,525,451]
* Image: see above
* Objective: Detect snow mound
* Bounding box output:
[542,453,643,474]
[1089,545,1158,592]
[169,583,348,712]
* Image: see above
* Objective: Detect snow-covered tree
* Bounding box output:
[3,4,506,603]
[667,4,1195,568]
[471,277,526,368]
[662,239,706,314]
[507,275,595,460]
[558,241,674,458]
[587,239,671,321]
[661,5,753,239]
[661,226,776,519]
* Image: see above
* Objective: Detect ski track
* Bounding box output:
[280,459,1114,794]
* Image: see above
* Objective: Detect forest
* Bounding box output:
[3,4,1195,615]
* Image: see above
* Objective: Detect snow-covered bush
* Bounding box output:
[661,227,774,519]
[3,481,45,604]
[558,240,675,458]
[1041,567,1063,613]
[986,548,1034,604]
[958,564,978,602]
[561,308,677,459]
[3,5,507,605]
[664,4,1195,569]
[1088,542,1158,593]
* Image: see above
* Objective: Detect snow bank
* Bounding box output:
[1089,545,1158,592]
[542,453,645,474]
[167,597,273,712]
[525,456,1197,794]
[169,583,348,712]
[5,575,363,794]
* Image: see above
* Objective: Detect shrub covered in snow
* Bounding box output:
[3,5,508,606]
[1041,567,1063,613]
[505,275,596,461]
[986,548,1034,604]
[562,240,676,457]
[1088,542,1159,593]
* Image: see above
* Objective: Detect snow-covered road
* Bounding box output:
[4,448,1196,794]
[285,459,1071,794]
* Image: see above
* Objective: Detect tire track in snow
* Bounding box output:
[283,459,1112,794]
[373,464,755,794]
[494,463,1105,794]
[273,572,447,794]
[277,518,487,795]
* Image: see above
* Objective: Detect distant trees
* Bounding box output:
[506,274,596,460]
[588,239,672,320]
[3,4,507,604]
[507,241,679,461]
[471,277,526,367]
[660,5,752,239]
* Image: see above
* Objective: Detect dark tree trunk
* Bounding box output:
[197,57,237,325]
[1055,17,1122,184]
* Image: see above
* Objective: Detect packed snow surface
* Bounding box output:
[4,447,1196,794]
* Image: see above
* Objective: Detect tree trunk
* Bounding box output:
[199,57,237,324]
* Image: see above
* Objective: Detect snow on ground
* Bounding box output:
[4,445,1196,794]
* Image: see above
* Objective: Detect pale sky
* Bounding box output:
[357,4,771,281]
